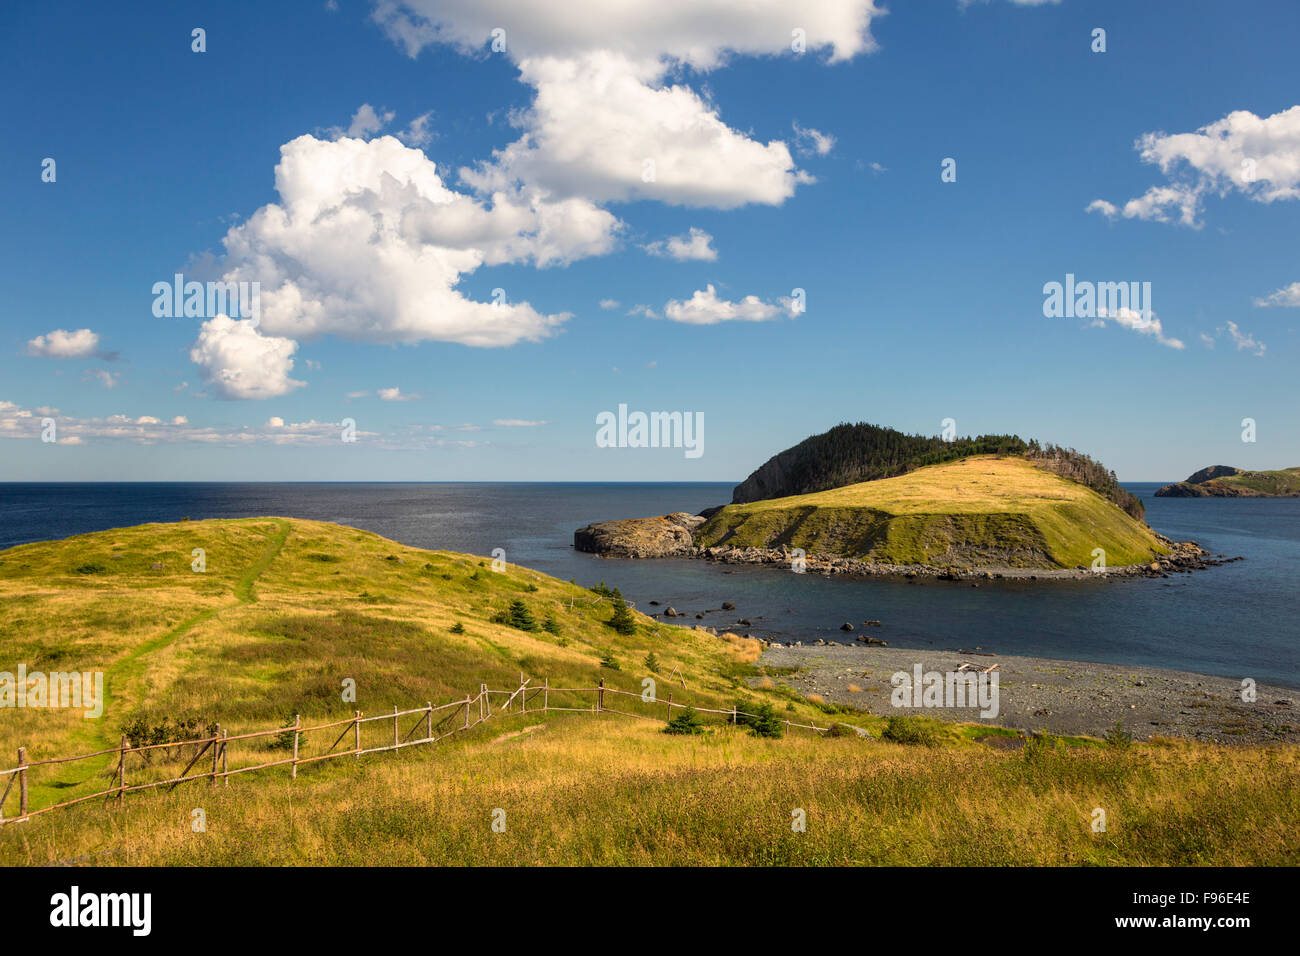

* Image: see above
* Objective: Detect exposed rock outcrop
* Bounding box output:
[573,512,705,558]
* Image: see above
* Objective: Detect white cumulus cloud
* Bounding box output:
[643,227,717,261]
[1254,281,1300,308]
[1219,320,1266,356]
[1092,307,1184,350]
[376,1,883,208]
[662,284,795,325]
[1088,105,1300,226]
[792,122,835,157]
[373,0,881,67]
[83,369,121,389]
[189,316,306,400]
[217,134,598,358]
[26,328,112,360]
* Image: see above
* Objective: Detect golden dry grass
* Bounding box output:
[697,456,1167,567]
[3,714,1297,866]
[2,517,1296,867]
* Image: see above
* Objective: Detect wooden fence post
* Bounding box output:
[543,678,549,712]
[17,747,27,819]
[353,710,361,757]
[117,736,126,806]
[291,714,300,780]
[392,705,399,748]
[464,695,471,729]
[598,678,605,712]
[732,704,737,725]
[221,729,229,786]
[666,694,673,723]
[426,702,433,741]
[210,724,221,786]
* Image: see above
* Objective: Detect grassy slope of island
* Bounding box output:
[1156,465,1300,497]
[697,456,1168,569]
[2,517,1296,866]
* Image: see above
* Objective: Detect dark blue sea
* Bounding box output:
[1,482,1296,687]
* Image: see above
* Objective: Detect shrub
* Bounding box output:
[449,622,465,635]
[1023,732,1066,763]
[664,706,706,735]
[825,722,858,738]
[73,562,107,575]
[1104,721,1133,749]
[121,715,218,763]
[269,713,305,752]
[643,651,661,673]
[882,715,939,747]
[599,649,621,670]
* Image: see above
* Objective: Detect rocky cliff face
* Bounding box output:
[573,512,706,558]
[1153,481,1215,497]
[731,448,802,503]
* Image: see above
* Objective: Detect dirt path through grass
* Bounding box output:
[49,520,292,795]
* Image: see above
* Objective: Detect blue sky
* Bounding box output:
[2,0,1298,482]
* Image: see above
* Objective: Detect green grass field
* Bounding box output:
[1,516,1295,866]
[696,456,1168,568]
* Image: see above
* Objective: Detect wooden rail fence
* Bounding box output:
[0,676,835,827]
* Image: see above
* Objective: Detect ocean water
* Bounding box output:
[0,481,1296,687]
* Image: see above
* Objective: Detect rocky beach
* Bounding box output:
[752,643,1298,745]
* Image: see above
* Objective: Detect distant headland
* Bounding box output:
[576,423,1231,580]
[1155,465,1300,498]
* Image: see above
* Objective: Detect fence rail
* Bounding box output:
[0,676,834,827]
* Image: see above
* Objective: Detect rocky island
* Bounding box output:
[576,423,1231,580]
[1155,464,1300,497]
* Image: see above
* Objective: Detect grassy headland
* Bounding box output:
[1,517,1295,866]
[1156,465,1300,497]
[697,456,1168,569]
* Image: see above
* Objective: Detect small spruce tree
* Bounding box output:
[507,600,539,631]
[664,705,706,735]
[608,588,637,636]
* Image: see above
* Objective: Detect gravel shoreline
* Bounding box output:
[755,643,1298,745]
